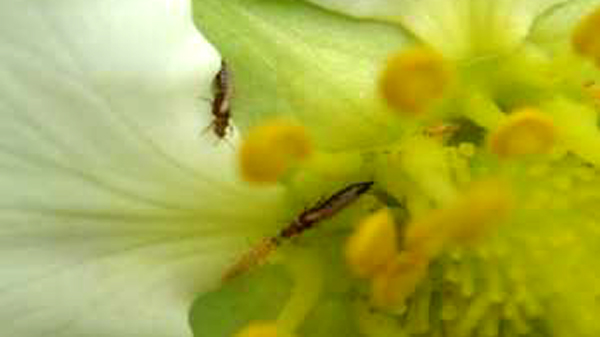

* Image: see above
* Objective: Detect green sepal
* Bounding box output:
[190,264,292,337]
[190,245,365,337]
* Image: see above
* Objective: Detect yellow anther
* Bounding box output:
[370,253,428,309]
[404,179,512,257]
[489,108,556,158]
[443,179,512,244]
[234,322,279,337]
[239,121,312,183]
[379,48,452,115]
[375,180,511,309]
[345,209,399,278]
[572,7,600,63]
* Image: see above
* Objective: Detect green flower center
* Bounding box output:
[193,5,600,337]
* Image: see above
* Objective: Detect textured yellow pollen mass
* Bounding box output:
[489,108,556,158]
[234,322,280,337]
[572,7,600,65]
[379,48,451,115]
[239,121,312,184]
[345,209,399,278]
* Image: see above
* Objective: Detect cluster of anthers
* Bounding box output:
[206,7,600,337]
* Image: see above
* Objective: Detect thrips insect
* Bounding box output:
[278,182,374,239]
[208,61,233,139]
[223,181,374,280]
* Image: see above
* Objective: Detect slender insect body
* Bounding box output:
[209,61,233,139]
[281,182,374,238]
[223,182,374,280]
[305,182,374,221]
[210,110,231,139]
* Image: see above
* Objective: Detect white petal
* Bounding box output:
[0,1,284,337]
[304,0,570,56]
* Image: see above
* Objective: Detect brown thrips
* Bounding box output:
[209,60,232,139]
[277,181,374,240]
[223,181,374,280]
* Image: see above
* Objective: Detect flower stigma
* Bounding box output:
[192,2,600,337]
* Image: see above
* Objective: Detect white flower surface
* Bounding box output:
[0,1,284,336]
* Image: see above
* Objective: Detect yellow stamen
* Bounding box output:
[371,253,428,309]
[234,322,280,337]
[379,48,451,115]
[572,7,600,64]
[405,179,512,257]
[442,179,513,244]
[371,180,511,308]
[239,121,312,183]
[489,108,556,158]
[345,209,399,278]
